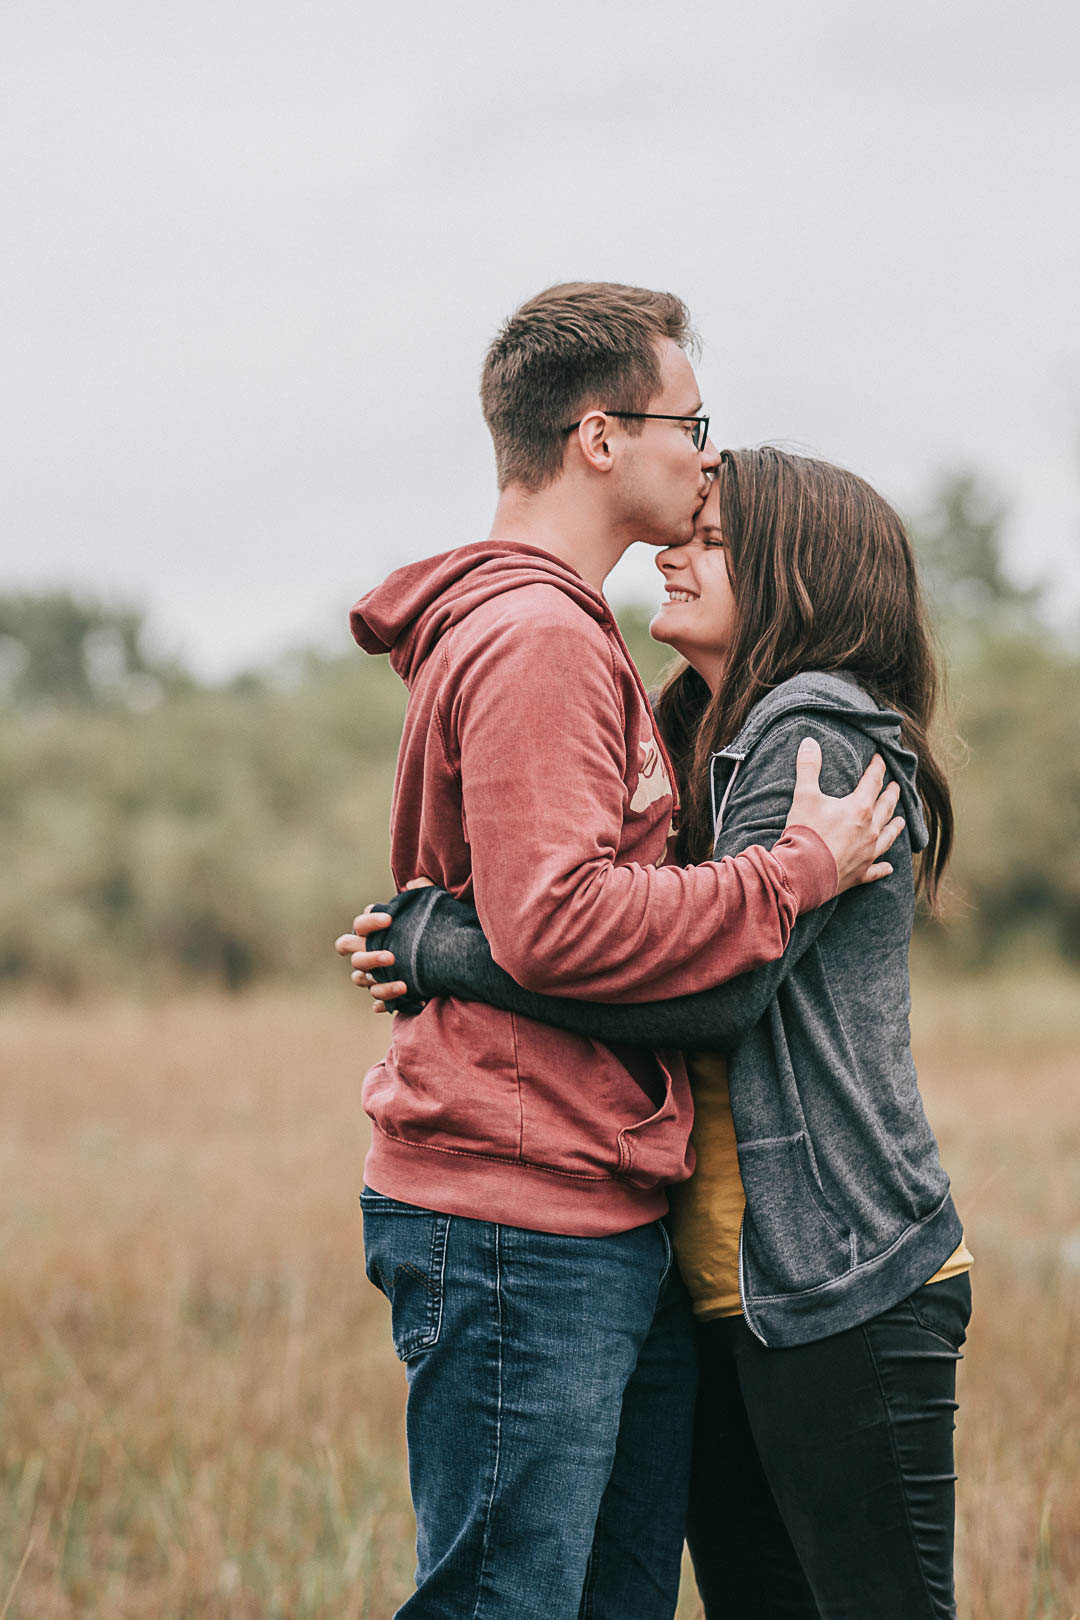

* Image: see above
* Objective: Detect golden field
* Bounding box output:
[1,976,1078,1619]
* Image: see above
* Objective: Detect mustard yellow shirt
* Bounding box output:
[669,1053,972,1322]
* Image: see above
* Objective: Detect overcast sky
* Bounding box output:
[3,0,1079,675]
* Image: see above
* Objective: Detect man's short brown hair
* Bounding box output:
[480,281,696,491]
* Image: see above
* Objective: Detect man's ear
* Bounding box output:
[573,411,615,474]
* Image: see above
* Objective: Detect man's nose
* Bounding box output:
[701,436,721,476]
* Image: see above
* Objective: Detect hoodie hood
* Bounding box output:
[720,671,929,852]
[350,542,612,686]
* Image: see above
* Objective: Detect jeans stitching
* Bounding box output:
[861,1320,950,1619]
[391,1216,452,1360]
[908,1302,966,1353]
[470,1224,505,1620]
[396,1262,438,1294]
[582,1223,673,1620]
[360,1196,435,1214]
[427,1216,451,1350]
[908,1280,970,1352]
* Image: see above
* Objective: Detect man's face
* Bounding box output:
[649,478,736,691]
[612,340,719,547]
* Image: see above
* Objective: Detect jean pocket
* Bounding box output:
[360,1191,451,1362]
[908,1271,972,1351]
[738,1133,853,1294]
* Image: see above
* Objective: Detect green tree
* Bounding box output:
[908,472,1078,965]
[0,591,188,708]
[911,471,1041,641]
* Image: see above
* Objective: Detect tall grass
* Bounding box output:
[1,977,1077,1618]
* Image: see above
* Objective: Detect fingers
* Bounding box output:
[364,980,407,1001]
[344,946,395,972]
[335,904,405,1011]
[859,861,894,885]
[874,815,906,858]
[334,915,392,956]
[793,736,823,791]
[362,978,408,1013]
[336,939,395,966]
[353,912,392,934]
[870,780,902,831]
[851,752,887,805]
[350,966,406,994]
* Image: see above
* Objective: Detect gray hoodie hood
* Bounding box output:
[713,671,929,854]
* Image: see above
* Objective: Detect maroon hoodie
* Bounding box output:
[351,542,837,1236]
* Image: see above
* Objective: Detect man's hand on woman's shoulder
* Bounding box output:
[784,737,904,895]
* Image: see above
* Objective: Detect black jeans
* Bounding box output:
[687,1272,972,1620]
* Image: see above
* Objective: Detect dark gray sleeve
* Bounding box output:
[370,717,870,1051]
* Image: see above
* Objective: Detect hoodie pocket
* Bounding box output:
[615,1053,693,1190]
[738,1132,854,1295]
[512,1023,692,1187]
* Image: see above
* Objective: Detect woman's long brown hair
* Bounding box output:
[653,446,953,906]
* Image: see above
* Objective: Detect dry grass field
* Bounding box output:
[1,976,1078,1619]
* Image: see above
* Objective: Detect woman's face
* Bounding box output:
[649,477,736,693]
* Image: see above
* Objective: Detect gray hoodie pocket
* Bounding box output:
[738,1133,854,1294]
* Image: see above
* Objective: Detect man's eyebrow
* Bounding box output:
[679,400,704,417]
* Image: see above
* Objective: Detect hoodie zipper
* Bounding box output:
[737,1215,768,1345]
[709,751,744,837]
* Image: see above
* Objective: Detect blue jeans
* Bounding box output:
[361,1190,697,1620]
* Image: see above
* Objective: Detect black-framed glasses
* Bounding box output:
[562,411,711,453]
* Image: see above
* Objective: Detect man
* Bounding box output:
[337,282,902,1619]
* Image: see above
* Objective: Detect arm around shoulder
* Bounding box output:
[374,713,876,1048]
[450,614,847,1002]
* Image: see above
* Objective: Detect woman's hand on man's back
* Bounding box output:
[334,878,435,1011]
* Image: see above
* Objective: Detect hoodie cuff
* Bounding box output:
[768,825,839,913]
[367,887,445,1014]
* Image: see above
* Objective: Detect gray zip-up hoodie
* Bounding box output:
[369,672,963,1346]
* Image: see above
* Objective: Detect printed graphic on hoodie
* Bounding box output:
[629,735,673,816]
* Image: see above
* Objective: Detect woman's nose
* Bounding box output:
[656,552,684,582]
[656,543,691,575]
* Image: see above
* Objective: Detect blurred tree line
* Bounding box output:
[2,474,1078,995]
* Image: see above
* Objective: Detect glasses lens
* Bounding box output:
[693,418,708,451]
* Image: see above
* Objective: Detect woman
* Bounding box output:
[344,448,972,1619]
